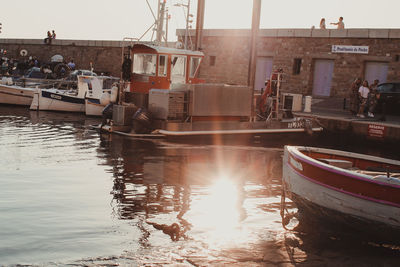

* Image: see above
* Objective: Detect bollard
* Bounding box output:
[304,96,312,112]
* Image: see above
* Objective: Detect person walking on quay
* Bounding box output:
[349,77,361,115]
[367,79,380,118]
[319,18,326,29]
[331,17,345,29]
[357,80,370,118]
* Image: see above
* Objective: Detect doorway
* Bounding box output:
[364,62,388,85]
[312,59,334,97]
[254,57,273,92]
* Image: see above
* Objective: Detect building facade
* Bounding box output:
[2,29,400,99]
[179,28,400,98]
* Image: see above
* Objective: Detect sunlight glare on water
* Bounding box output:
[190,176,241,246]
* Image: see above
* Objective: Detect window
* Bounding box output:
[171,56,186,77]
[378,83,393,92]
[133,53,156,76]
[293,58,302,75]
[209,55,216,66]
[189,57,201,78]
[158,55,167,77]
[171,55,187,84]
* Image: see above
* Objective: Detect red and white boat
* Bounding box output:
[283,146,400,233]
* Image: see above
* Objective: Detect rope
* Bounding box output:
[280,179,297,230]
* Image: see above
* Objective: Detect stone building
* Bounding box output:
[178,28,400,98]
[2,29,400,100]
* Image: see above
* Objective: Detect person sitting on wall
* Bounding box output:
[51,30,56,39]
[44,31,52,44]
[331,17,345,29]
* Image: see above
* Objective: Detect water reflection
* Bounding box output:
[98,134,283,250]
[2,105,400,265]
[96,133,400,265]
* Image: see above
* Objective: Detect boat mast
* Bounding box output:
[195,0,205,51]
[248,0,261,120]
[156,0,167,45]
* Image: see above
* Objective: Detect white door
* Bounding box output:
[364,62,388,85]
[312,60,334,97]
[254,57,273,91]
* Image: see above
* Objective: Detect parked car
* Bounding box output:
[376,82,400,115]
[24,67,47,79]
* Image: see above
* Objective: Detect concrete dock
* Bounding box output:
[294,97,400,145]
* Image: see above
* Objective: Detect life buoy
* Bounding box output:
[20,49,28,57]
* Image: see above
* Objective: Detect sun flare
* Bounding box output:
[189,176,244,245]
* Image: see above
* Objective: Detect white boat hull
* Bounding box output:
[283,147,400,229]
[85,98,104,116]
[0,85,35,106]
[30,89,85,113]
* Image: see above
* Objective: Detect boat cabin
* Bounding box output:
[129,44,204,94]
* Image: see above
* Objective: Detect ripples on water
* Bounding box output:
[0,106,399,266]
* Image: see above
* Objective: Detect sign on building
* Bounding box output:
[332,45,369,54]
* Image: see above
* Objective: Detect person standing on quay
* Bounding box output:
[367,79,380,118]
[357,80,370,118]
[349,77,361,115]
[331,17,345,29]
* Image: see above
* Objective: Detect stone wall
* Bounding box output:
[3,28,400,98]
[179,28,400,97]
[0,39,123,76]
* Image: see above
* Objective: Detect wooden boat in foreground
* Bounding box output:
[282,146,400,235]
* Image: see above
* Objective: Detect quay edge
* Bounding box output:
[295,112,400,145]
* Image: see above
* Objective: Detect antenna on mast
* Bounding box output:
[140,0,168,45]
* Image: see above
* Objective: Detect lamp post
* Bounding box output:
[174,0,191,49]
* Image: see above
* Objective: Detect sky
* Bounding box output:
[1,0,400,41]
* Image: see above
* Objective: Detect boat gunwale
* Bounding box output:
[287,146,400,189]
[0,90,34,99]
[286,160,400,208]
[159,127,323,136]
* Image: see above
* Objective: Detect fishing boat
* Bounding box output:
[0,77,36,106]
[282,146,400,236]
[100,43,323,141]
[30,83,85,113]
[84,76,119,116]
[29,75,116,113]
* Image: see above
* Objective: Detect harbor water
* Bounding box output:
[1,105,399,266]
